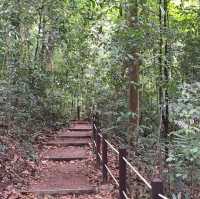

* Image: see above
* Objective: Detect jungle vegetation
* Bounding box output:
[0,0,200,198]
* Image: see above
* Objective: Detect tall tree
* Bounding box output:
[162,0,169,159]
[128,0,140,146]
[158,0,169,159]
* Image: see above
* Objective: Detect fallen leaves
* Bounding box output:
[0,135,38,198]
[0,126,118,199]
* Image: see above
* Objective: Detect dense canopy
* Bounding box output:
[0,0,200,198]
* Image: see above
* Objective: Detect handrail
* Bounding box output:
[94,123,119,154]
[95,125,151,189]
[97,147,119,187]
[94,124,98,132]
[105,139,119,154]
[92,119,169,199]
[93,140,97,147]
[158,194,169,199]
[123,157,152,189]
[98,152,103,161]
[123,191,130,199]
[105,164,119,186]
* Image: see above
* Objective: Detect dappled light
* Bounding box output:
[0,0,200,199]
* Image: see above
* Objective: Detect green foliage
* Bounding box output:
[0,0,200,196]
[167,83,200,193]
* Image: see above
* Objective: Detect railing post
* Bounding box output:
[151,177,163,199]
[95,112,100,127]
[92,117,95,138]
[93,119,96,146]
[102,134,108,183]
[119,146,127,199]
[77,106,80,120]
[96,132,101,168]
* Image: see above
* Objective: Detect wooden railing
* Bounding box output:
[92,119,169,199]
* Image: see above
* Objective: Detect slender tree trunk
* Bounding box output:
[163,0,169,159]
[14,0,21,69]
[159,0,163,107]
[128,0,140,146]
[39,6,47,68]
[34,4,43,63]
[158,0,169,159]
[46,29,56,71]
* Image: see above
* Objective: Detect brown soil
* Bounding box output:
[24,121,117,199]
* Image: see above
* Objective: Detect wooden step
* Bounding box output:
[46,138,89,147]
[68,127,92,131]
[70,120,90,124]
[69,123,92,130]
[27,164,96,196]
[57,131,92,138]
[27,186,96,195]
[42,147,87,161]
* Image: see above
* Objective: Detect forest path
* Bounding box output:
[26,120,111,198]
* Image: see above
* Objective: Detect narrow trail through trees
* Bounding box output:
[19,119,167,199]
[26,120,113,198]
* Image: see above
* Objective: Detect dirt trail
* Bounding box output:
[26,121,116,199]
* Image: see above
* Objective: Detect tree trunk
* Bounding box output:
[46,30,56,71]
[128,0,140,146]
[158,0,169,160]
[159,0,163,107]
[34,4,43,63]
[163,0,169,159]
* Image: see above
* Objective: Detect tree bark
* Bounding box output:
[34,4,43,63]
[159,0,163,107]
[128,0,140,146]
[163,0,169,159]
[158,0,169,159]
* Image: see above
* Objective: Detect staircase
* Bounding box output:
[28,120,97,196]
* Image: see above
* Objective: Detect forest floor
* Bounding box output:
[2,122,200,199]
[0,122,118,199]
